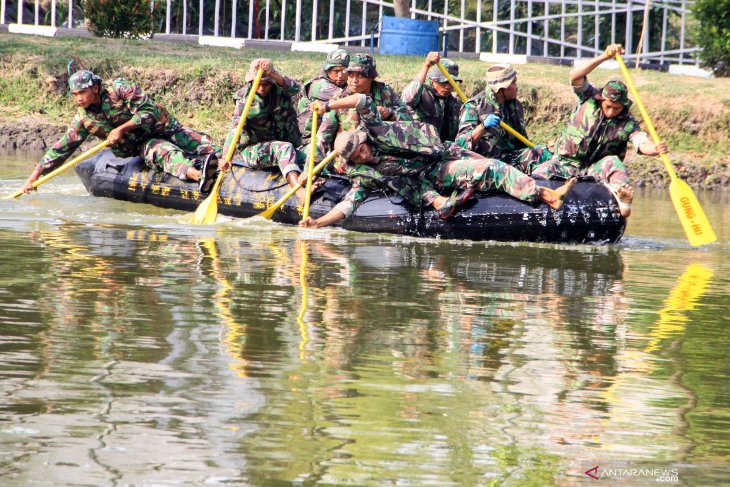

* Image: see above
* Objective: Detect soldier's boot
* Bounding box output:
[434,187,476,219]
[538,177,577,210]
[198,153,219,192]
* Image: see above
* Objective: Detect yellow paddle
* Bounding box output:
[191,68,265,224]
[616,54,717,246]
[258,151,338,219]
[302,107,319,220]
[6,139,111,199]
[436,62,535,148]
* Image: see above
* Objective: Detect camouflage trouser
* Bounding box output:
[531,155,629,191]
[425,156,541,204]
[508,144,552,174]
[141,127,220,180]
[239,141,301,178]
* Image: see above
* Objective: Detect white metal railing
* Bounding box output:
[0,0,701,65]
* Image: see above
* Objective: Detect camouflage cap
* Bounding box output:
[344,53,378,78]
[486,63,517,92]
[323,48,350,71]
[68,70,102,91]
[600,80,632,107]
[427,58,462,83]
[245,58,276,83]
[334,129,368,160]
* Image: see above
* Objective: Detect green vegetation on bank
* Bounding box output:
[1,33,728,188]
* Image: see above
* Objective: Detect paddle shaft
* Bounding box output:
[615,55,676,181]
[191,68,264,224]
[258,151,338,219]
[7,139,110,199]
[435,62,535,148]
[302,108,318,220]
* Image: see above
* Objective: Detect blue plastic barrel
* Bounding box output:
[379,16,440,56]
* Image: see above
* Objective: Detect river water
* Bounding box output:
[0,151,728,486]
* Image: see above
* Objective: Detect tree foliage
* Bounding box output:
[694,0,730,76]
[83,0,161,39]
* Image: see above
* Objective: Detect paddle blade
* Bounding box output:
[668,178,717,246]
[191,172,225,224]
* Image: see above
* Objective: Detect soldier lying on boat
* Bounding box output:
[530,44,669,218]
[298,94,576,229]
[220,58,320,204]
[297,48,350,144]
[455,62,550,173]
[401,51,463,143]
[21,70,220,194]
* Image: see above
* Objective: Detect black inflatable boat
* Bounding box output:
[74,150,626,243]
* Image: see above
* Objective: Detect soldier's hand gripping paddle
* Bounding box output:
[435,62,535,148]
[191,68,265,224]
[258,151,338,219]
[616,54,716,246]
[6,139,111,199]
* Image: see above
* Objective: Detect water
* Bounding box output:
[1,151,728,486]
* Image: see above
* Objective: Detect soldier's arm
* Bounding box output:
[570,44,624,87]
[630,125,669,156]
[401,78,425,108]
[22,116,89,193]
[314,109,340,162]
[299,180,369,228]
[455,101,489,149]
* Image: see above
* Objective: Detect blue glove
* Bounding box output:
[482,114,502,128]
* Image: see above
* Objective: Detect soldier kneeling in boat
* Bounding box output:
[299,94,577,229]
[21,70,221,194]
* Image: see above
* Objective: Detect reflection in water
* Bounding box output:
[0,209,728,484]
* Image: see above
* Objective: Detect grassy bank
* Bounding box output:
[1,33,729,189]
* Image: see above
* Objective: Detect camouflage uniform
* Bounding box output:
[531,79,649,190]
[40,73,219,180]
[401,59,463,142]
[222,68,303,178]
[313,81,412,162]
[331,96,550,217]
[297,49,349,143]
[455,88,551,174]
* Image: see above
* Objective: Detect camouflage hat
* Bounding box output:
[245,59,276,83]
[427,58,462,83]
[323,48,350,71]
[334,129,368,160]
[600,80,632,107]
[344,53,378,78]
[486,63,517,92]
[68,70,102,91]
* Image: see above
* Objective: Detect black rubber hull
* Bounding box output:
[75,150,626,243]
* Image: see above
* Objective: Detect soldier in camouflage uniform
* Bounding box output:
[401,52,462,142]
[299,94,576,228]
[310,53,412,160]
[531,44,668,217]
[455,64,550,173]
[296,48,350,144]
[21,70,220,194]
[221,59,313,203]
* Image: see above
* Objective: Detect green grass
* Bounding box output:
[1,32,728,172]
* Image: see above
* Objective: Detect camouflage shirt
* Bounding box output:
[315,82,413,160]
[455,89,528,159]
[554,79,648,166]
[40,80,177,173]
[401,79,462,142]
[223,76,302,155]
[296,72,344,141]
